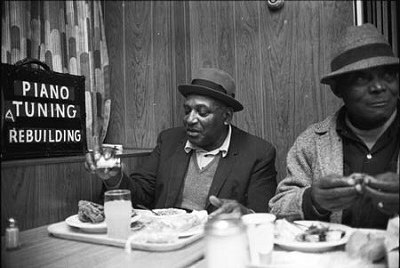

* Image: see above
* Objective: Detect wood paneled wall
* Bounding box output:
[103,1,353,182]
[1,154,148,233]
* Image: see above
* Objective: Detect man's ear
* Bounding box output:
[224,107,234,124]
[330,82,342,98]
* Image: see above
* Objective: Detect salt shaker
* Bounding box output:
[205,215,249,268]
[5,218,20,250]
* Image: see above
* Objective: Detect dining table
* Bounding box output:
[1,223,205,268]
[1,219,392,268]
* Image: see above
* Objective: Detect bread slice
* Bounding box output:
[78,200,105,223]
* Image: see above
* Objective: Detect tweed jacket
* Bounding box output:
[269,110,400,223]
[119,125,277,213]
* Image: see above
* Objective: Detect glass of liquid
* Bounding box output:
[104,189,132,240]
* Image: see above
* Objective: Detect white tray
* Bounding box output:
[48,221,204,252]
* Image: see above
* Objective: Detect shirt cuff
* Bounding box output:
[302,187,331,221]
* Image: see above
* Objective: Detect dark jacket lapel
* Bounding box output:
[205,126,240,209]
[163,137,192,207]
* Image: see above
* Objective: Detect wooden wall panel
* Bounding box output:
[1,155,147,233]
[189,1,218,69]
[171,1,191,127]
[104,1,125,144]
[318,2,354,118]
[153,1,174,135]
[234,1,264,138]
[260,1,297,180]
[215,1,235,76]
[1,159,103,233]
[124,1,153,147]
[259,1,349,181]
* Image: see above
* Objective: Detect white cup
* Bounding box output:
[242,213,276,266]
[104,189,132,239]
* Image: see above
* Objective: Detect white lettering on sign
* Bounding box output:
[5,110,15,122]
[9,101,79,118]
[16,81,74,100]
[8,129,82,143]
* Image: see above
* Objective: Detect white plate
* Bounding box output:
[274,220,354,252]
[65,214,141,233]
[135,209,208,238]
[179,223,205,237]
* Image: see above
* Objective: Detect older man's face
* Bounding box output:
[337,65,399,130]
[183,94,232,151]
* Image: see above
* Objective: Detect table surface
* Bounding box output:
[1,223,388,268]
[1,224,204,268]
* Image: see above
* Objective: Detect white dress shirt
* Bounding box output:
[184,125,231,169]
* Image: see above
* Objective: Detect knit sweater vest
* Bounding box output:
[180,153,221,211]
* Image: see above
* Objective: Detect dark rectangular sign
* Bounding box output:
[1,61,87,160]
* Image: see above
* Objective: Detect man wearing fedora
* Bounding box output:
[85,67,277,216]
[269,23,399,229]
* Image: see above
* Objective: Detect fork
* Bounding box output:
[136,204,160,216]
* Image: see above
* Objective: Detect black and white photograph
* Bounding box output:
[1,1,398,267]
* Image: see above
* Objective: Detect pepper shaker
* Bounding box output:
[5,218,20,250]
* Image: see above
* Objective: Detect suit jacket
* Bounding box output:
[119,125,277,213]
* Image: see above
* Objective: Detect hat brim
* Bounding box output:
[178,84,244,112]
[320,56,399,85]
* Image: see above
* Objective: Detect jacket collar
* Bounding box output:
[183,124,232,158]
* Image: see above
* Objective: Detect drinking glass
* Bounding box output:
[104,189,132,239]
[242,213,276,266]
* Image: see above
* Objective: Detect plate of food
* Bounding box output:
[274,219,354,252]
[125,209,208,252]
[65,200,140,233]
[127,210,208,243]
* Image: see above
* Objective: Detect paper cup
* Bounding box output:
[242,213,276,266]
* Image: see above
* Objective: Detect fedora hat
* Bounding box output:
[321,23,399,85]
[178,68,243,112]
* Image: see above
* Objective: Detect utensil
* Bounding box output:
[287,220,310,230]
[136,204,160,216]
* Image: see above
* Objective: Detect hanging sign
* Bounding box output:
[1,59,87,160]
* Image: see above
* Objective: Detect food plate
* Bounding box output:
[274,220,354,252]
[179,223,205,237]
[65,214,141,233]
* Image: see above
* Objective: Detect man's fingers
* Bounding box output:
[84,161,96,174]
[92,136,101,160]
[317,175,356,189]
[364,186,399,202]
[364,177,399,193]
[208,206,228,220]
[209,195,224,207]
[208,203,241,220]
[316,186,358,200]
[85,153,97,171]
